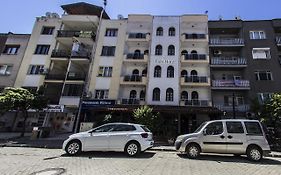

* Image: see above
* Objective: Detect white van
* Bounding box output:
[175,119,270,161]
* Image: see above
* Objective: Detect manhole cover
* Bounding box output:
[29,168,66,175]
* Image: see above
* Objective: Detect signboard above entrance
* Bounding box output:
[82,100,116,109]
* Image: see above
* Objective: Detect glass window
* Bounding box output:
[27,65,44,75]
[93,124,116,132]
[101,46,116,56]
[156,27,163,36]
[154,66,161,78]
[245,122,263,135]
[166,88,173,101]
[140,126,151,132]
[105,28,118,37]
[2,45,20,55]
[168,27,175,36]
[34,45,50,55]
[98,67,112,77]
[168,45,175,56]
[95,90,109,99]
[252,48,271,59]
[205,122,223,135]
[226,122,244,133]
[255,71,272,81]
[152,88,160,101]
[112,125,136,132]
[155,45,162,55]
[41,27,55,35]
[167,66,174,78]
[250,31,266,40]
[0,65,12,75]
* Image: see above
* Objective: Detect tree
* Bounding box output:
[133,105,159,133]
[0,87,48,137]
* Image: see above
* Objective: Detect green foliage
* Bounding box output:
[133,105,159,133]
[265,93,281,122]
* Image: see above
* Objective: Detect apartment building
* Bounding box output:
[209,19,281,118]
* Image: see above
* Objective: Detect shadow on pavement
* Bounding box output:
[177,153,281,165]
[61,151,156,159]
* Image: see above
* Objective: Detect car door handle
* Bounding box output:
[220,135,225,139]
[228,135,233,139]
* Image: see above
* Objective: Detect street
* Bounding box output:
[0,147,280,175]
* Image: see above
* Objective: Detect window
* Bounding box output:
[140,90,145,100]
[98,66,113,77]
[140,125,151,132]
[226,122,244,134]
[167,66,174,78]
[2,45,20,55]
[34,45,50,55]
[156,27,163,36]
[245,122,263,135]
[224,96,245,106]
[168,45,175,56]
[62,84,83,96]
[205,122,223,135]
[252,48,271,59]
[257,93,272,104]
[168,27,175,36]
[255,71,272,81]
[0,65,12,75]
[27,65,44,75]
[95,89,109,99]
[129,90,137,99]
[181,91,188,100]
[154,66,161,77]
[112,124,136,132]
[191,91,199,100]
[41,26,55,35]
[101,46,115,56]
[155,45,162,55]
[94,124,116,132]
[166,88,173,101]
[250,31,266,40]
[181,70,188,77]
[152,88,160,101]
[105,28,118,37]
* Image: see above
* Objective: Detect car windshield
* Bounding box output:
[194,122,207,133]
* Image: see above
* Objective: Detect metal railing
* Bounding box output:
[128,33,147,39]
[121,98,140,105]
[184,54,207,60]
[71,51,91,59]
[212,80,250,88]
[210,38,244,45]
[185,34,206,39]
[67,73,86,81]
[211,57,247,65]
[123,75,142,82]
[51,50,70,58]
[45,74,66,80]
[126,53,145,60]
[214,104,250,112]
[181,100,210,107]
[183,76,208,83]
[57,30,95,40]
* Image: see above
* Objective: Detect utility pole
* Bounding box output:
[74,0,107,133]
[232,92,236,119]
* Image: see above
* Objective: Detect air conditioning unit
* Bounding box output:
[214,50,222,56]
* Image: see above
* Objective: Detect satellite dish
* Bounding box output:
[117,14,124,19]
[45,12,52,18]
[52,13,60,18]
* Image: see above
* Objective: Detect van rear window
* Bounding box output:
[244,122,263,135]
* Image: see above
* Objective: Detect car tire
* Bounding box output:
[65,140,82,156]
[186,143,200,159]
[247,145,263,161]
[125,141,140,157]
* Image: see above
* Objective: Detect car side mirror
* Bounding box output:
[203,129,207,136]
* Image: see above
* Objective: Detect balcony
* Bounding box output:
[118,98,145,105]
[123,53,148,64]
[209,38,244,47]
[51,50,70,59]
[51,50,91,60]
[276,37,281,46]
[180,100,211,107]
[71,51,91,60]
[67,72,86,81]
[59,96,80,107]
[181,76,210,87]
[126,33,150,42]
[181,54,208,64]
[120,75,147,85]
[181,33,207,41]
[57,30,95,40]
[212,80,250,90]
[211,57,247,68]
[45,74,66,82]
[214,104,250,112]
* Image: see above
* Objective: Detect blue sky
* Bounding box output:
[1,0,281,33]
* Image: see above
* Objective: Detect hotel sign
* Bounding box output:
[154,59,175,64]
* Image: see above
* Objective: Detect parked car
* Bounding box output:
[175,119,270,161]
[63,123,154,156]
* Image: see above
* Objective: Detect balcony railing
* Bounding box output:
[123,75,142,82]
[71,51,91,59]
[126,53,144,60]
[184,54,207,60]
[211,57,247,65]
[67,73,86,81]
[214,104,250,112]
[181,100,210,107]
[185,34,206,39]
[57,30,95,40]
[51,50,70,58]
[128,33,147,39]
[45,74,66,80]
[212,80,250,88]
[276,37,281,45]
[184,76,208,83]
[210,38,244,46]
[121,98,141,105]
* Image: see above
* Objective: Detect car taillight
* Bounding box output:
[141,133,148,138]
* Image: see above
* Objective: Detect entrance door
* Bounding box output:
[225,121,246,154]
[201,121,227,153]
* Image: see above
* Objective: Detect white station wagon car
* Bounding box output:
[63,123,154,156]
[175,119,271,161]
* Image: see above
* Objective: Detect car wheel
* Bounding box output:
[247,145,263,161]
[65,140,81,156]
[125,141,140,157]
[186,144,200,159]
